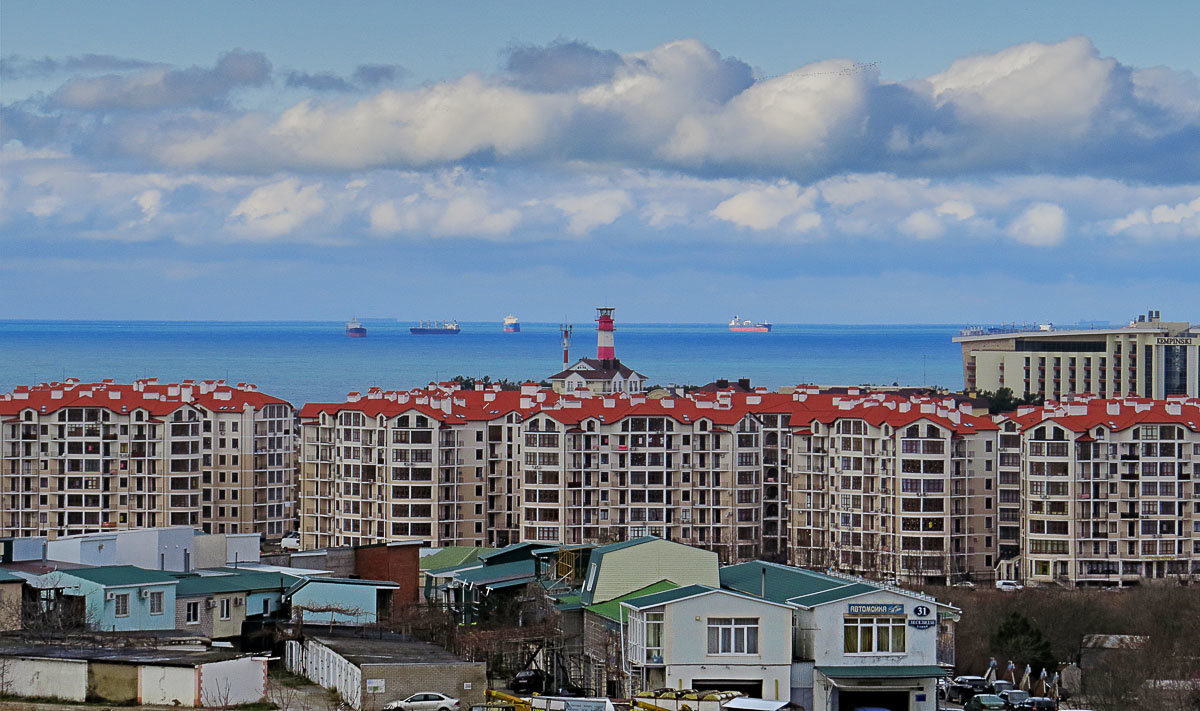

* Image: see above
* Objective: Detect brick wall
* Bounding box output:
[359,662,487,710]
[354,544,420,605]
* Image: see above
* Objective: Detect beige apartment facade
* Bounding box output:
[955,310,1199,400]
[0,379,295,540]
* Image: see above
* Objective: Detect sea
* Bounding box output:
[0,320,967,406]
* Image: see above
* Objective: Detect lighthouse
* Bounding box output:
[596,307,616,362]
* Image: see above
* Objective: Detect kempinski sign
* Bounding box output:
[1155,337,1199,346]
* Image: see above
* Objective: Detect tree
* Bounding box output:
[989,611,1056,678]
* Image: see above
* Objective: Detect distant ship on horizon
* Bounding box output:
[503,315,520,333]
[410,320,461,335]
[345,317,366,338]
[729,316,771,333]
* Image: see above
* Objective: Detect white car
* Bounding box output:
[995,580,1024,591]
[383,693,460,711]
[280,532,301,551]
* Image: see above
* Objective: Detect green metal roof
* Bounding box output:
[173,570,297,597]
[719,561,862,604]
[788,582,879,607]
[0,571,24,583]
[61,565,179,587]
[585,580,679,621]
[621,583,713,610]
[419,546,495,571]
[816,665,948,679]
[477,541,543,563]
[452,559,540,587]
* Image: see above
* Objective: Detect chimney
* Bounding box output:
[596,307,616,360]
[738,378,751,391]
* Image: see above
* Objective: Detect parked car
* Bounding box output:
[937,677,951,699]
[383,693,459,711]
[280,531,301,550]
[998,689,1030,709]
[1015,698,1057,710]
[990,680,1015,695]
[996,580,1024,591]
[509,670,548,694]
[948,676,991,703]
[964,695,1007,711]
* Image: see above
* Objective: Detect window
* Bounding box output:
[220,598,231,620]
[186,601,200,624]
[707,617,759,655]
[114,593,130,617]
[645,611,664,661]
[149,590,164,615]
[843,616,906,654]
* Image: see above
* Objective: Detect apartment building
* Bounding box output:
[1000,396,1200,586]
[955,310,1199,400]
[0,379,295,539]
[298,383,1004,583]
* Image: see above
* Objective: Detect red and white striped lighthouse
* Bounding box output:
[596,306,616,361]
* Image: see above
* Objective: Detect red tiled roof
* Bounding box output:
[0,378,290,418]
[996,396,1200,434]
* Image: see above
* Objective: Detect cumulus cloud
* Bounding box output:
[1007,202,1067,246]
[503,39,623,92]
[553,189,633,235]
[227,178,325,238]
[711,181,817,230]
[49,49,270,110]
[1109,195,1200,239]
[285,63,408,92]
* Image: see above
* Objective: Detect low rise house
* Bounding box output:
[173,568,296,638]
[285,576,401,625]
[52,566,180,632]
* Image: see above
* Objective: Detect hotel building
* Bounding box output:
[0,379,295,539]
[954,310,1199,400]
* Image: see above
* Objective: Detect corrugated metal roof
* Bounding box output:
[719,561,847,603]
[173,570,296,597]
[585,580,679,621]
[453,559,540,586]
[621,584,714,610]
[788,581,879,607]
[419,546,495,571]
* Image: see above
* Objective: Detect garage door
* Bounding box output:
[837,689,909,711]
[691,680,763,698]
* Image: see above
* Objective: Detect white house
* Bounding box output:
[623,561,955,711]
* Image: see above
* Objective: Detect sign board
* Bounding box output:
[849,603,904,615]
[463,683,473,690]
[913,605,932,617]
[1156,337,1198,346]
[908,619,938,630]
[366,680,385,693]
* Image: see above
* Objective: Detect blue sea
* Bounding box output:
[0,321,966,406]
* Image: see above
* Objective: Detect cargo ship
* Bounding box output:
[729,316,771,332]
[503,315,520,333]
[345,318,367,337]
[410,320,461,335]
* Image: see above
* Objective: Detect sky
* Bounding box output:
[1,1,1198,324]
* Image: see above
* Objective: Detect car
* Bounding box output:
[990,680,1015,695]
[948,676,991,703]
[964,695,1007,711]
[952,580,977,589]
[383,693,459,711]
[280,531,301,550]
[1014,698,1057,710]
[996,580,1024,591]
[509,670,548,694]
[998,689,1030,709]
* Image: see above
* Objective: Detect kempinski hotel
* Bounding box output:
[955,310,1199,400]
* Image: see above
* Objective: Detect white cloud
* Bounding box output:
[1007,202,1067,246]
[1109,195,1200,239]
[936,200,976,220]
[227,178,325,238]
[898,209,945,240]
[553,189,632,235]
[711,181,817,230]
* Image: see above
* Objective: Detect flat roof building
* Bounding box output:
[954,310,1199,400]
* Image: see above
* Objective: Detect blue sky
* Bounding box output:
[2,1,1198,323]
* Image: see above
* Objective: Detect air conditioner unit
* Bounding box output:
[206,598,216,609]
[233,597,243,607]
[141,589,152,599]
[105,591,116,601]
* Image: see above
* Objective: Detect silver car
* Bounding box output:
[384,693,460,711]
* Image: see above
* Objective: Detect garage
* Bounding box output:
[836,689,909,711]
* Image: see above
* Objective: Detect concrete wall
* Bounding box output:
[226,534,261,565]
[362,661,486,710]
[140,665,199,706]
[0,581,22,631]
[89,661,139,704]
[291,581,382,625]
[47,535,118,566]
[198,657,267,707]
[287,639,363,709]
[288,548,356,577]
[355,543,420,605]
[0,656,88,701]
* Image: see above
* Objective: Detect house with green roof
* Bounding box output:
[172,568,297,638]
[617,559,956,711]
[580,537,718,605]
[53,565,180,632]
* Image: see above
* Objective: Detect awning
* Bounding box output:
[816,665,948,679]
